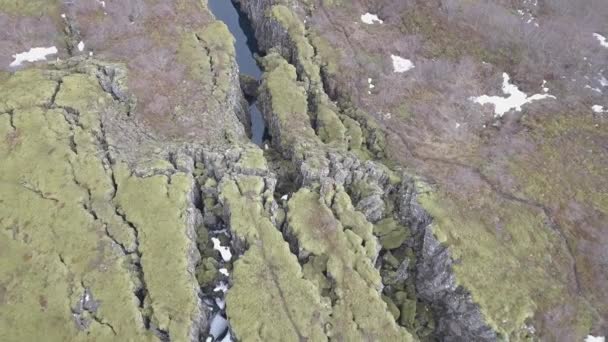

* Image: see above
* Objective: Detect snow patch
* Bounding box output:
[470,73,555,117]
[391,55,414,73]
[211,237,232,262]
[77,41,85,52]
[593,33,608,48]
[209,313,229,340]
[361,13,383,25]
[592,105,606,113]
[9,46,58,67]
[219,268,229,276]
[214,282,228,293]
[585,336,605,342]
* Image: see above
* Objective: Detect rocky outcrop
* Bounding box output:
[235,1,499,340]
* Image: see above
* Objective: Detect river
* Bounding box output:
[208,0,266,146]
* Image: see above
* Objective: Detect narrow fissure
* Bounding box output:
[208,0,268,147]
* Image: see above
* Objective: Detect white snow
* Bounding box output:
[280,194,289,201]
[469,73,556,117]
[209,313,229,339]
[367,78,375,89]
[391,55,415,73]
[599,75,608,87]
[214,282,228,293]
[586,85,602,93]
[9,46,58,67]
[219,268,229,276]
[211,237,232,262]
[361,13,383,25]
[592,105,606,113]
[585,335,605,342]
[97,0,106,8]
[77,41,85,52]
[593,33,608,48]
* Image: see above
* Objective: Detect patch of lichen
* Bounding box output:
[417,185,589,339]
[0,69,153,341]
[219,178,331,341]
[287,188,414,341]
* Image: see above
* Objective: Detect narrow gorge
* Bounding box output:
[1,0,606,341]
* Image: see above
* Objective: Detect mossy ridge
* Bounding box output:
[417,187,587,339]
[287,188,414,341]
[259,53,320,158]
[0,68,154,341]
[114,164,202,342]
[219,178,330,341]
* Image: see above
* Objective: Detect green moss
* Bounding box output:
[287,188,414,341]
[219,179,330,341]
[0,69,58,112]
[418,187,587,338]
[235,146,268,172]
[269,5,321,86]
[315,103,347,147]
[331,189,378,259]
[0,0,59,16]
[0,68,154,341]
[309,31,341,76]
[374,218,409,250]
[399,298,417,328]
[260,54,320,156]
[177,32,213,82]
[235,175,265,196]
[114,165,201,341]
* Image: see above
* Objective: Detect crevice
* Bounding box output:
[48,80,63,109]
[19,180,60,203]
[1,109,16,130]
[259,237,306,342]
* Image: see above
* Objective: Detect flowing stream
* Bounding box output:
[208,0,266,146]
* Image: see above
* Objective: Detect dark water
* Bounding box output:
[208,0,266,146]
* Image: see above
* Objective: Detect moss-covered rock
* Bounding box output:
[287,188,414,341]
[219,178,331,341]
